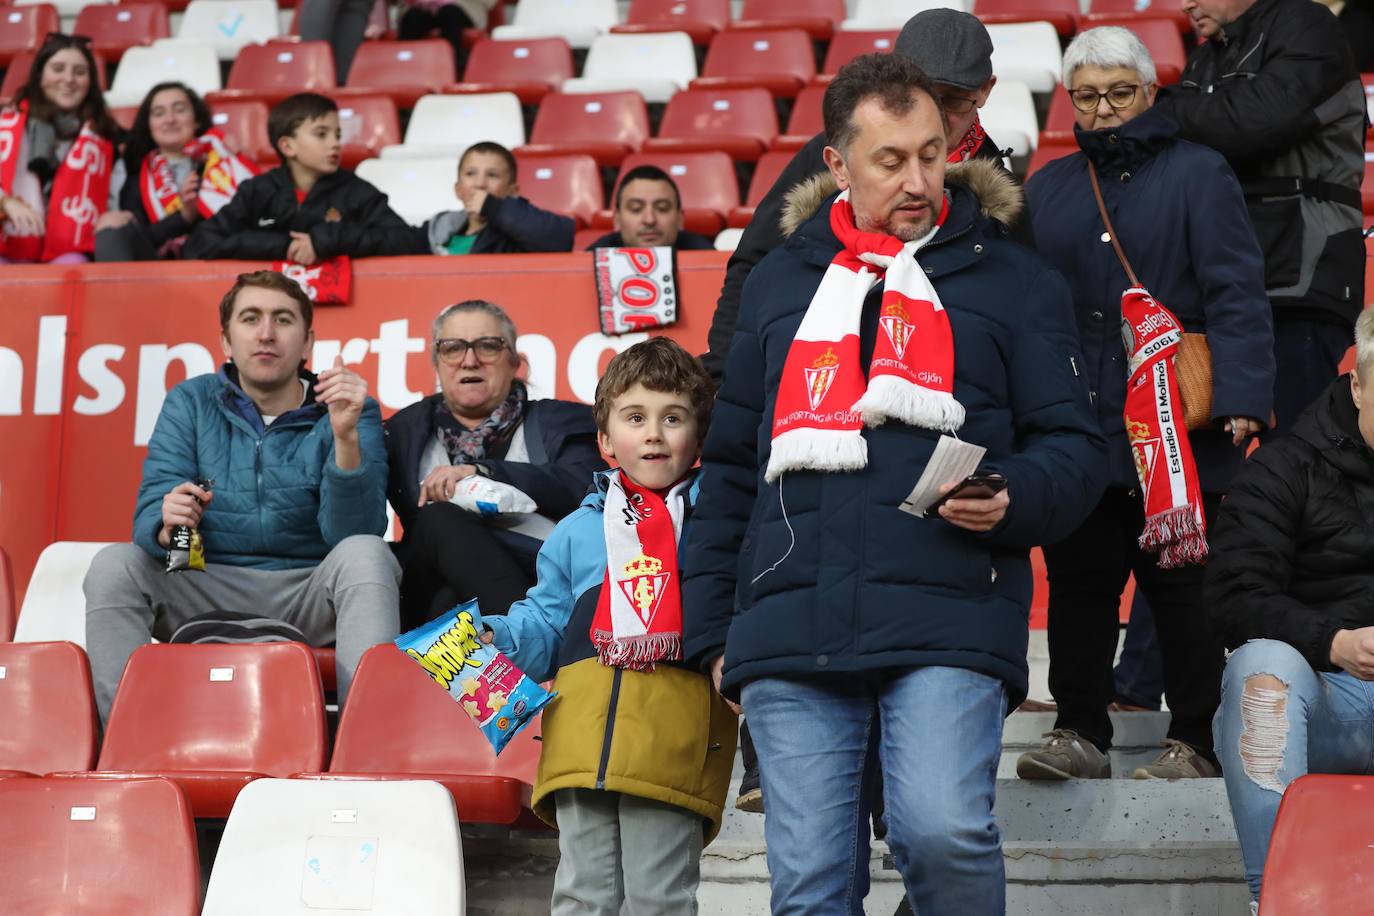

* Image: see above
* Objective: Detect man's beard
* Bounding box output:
[857,194,938,241]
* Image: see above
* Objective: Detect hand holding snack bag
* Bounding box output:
[166,477,214,573]
[395,599,556,754]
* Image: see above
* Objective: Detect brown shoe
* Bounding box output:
[1130,739,1218,779]
[1016,729,1112,780]
[735,787,764,813]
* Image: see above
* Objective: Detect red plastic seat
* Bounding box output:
[773,81,823,150]
[610,0,730,45]
[341,39,456,109]
[612,150,739,235]
[1260,775,1374,914]
[692,28,815,98]
[296,644,541,826]
[518,90,651,166]
[1083,17,1186,84]
[1041,87,1077,144]
[446,37,572,105]
[55,642,326,818]
[974,0,1079,36]
[729,147,793,226]
[732,0,845,40]
[575,226,609,250]
[73,3,169,62]
[332,93,400,170]
[645,87,778,161]
[0,545,13,641]
[210,40,336,105]
[1085,0,1192,34]
[514,152,604,226]
[0,3,56,68]
[1,48,108,103]
[1025,141,1077,180]
[819,29,897,80]
[0,642,98,777]
[209,99,276,169]
[0,776,199,916]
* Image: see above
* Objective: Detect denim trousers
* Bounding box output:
[1214,639,1374,901]
[742,665,1008,915]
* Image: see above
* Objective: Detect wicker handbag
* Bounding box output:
[1089,165,1213,431]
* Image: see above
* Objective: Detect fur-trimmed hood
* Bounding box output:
[778,159,1024,239]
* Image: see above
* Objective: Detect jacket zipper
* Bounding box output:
[595,667,624,789]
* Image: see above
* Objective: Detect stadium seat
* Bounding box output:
[1085,0,1192,34]
[613,150,738,235]
[295,644,537,825]
[211,98,276,168]
[1083,17,1186,84]
[691,28,814,98]
[1365,157,1374,215]
[12,0,99,19]
[610,0,729,45]
[73,3,169,62]
[173,0,280,60]
[561,31,696,104]
[714,226,743,250]
[106,43,221,108]
[728,147,793,226]
[1025,140,1076,180]
[334,94,400,169]
[210,39,335,104]
[842,0,971,30]
[380,91,524,159]
[355,156,461,225]
[518,90,651,166]
[490,0,619,49]
[445,36,572,105]
[1041,86,1076,143]
[514,152,604,226]
[0,642,98,776]
[1260,775,1374,915]
[773,82,823,149]
[203,778,464,915]
[979,78,1037,156]
[0,3,56,68]
[58,642,327,818]
[342,39,456,109]
[13,541,114,645]
[987,22,1062,93]
[732,0,845,41]
[820,29,897,80]
[0,545,13,641]
[974,0,1078,35]
[645,87,778,161]
[574,226,607,250]
[0,776,199,916]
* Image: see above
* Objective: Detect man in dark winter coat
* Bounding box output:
[1162,0,1366,431]
[682,54,1106,914]
[583,165,715,251]
[1207,311,1374,910]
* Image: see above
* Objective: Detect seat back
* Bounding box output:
[736,0,844,38]
[386,91,524,158]
[844,0,968,29]
[73,2,169,61]
[334,93,400,169]
[1260,775,1374,915]
[617,0,729,43]
[820,29,897,76]
[527,90,651,156]
[656,87,778,148]
[14,541,114,645]
[355,156,461,226]
[1041,86,1076,144]
[698,28,814,96]
[106,42,221,107]
[979,78,1037,157]
[515,152,604,227]
[203,778,462,915]
[210,98,275,167]
[570,31,697,103]
[490,0,619,48]
[0,776,199,916]
[99,642,326,776]
[987,21,1062,93]
[0,641,98,774]
[0,545,13,641]
[746,149,794,207]
[973,0,1080,36]
[461,36,572,90]
[345,39,456,102]
[615,149,738,234]
[785,82,824,138]
[224,39,335,98]
[0,3,56,67]
[174,0,280,59]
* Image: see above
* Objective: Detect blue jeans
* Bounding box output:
[1214,639,1374,900]
[742,666,1008,915]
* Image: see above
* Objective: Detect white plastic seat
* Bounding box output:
[355,156,461,226]
[378,91,525,160]
[560,32,695,104]
[173,0,280,60]
[987,22,1062,93]
[106,42,221,107]
[490,0,619,49]
[840,0,969,30]
[714,227,743,251]
[202,778,463,916]
[13,541,114,645]
[978,78,1038,156]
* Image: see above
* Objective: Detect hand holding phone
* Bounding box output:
[925,472,1007,518]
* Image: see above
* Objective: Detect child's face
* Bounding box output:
[279,112,342,176]
[454,151,516,201]
[598,383,700,490]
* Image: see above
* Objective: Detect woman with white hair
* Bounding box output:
[1018,27,1275,783]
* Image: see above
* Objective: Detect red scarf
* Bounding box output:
[766,189,963,482]
[272,256,353,304]
[0,102,113,262]
[1121,287,1208,567]
[185,129,257,218]
[590,470,689,671]
[948,117,986,164]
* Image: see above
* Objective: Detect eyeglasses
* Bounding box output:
[938,94,978,115]
[435,337,509,364]
[1068,84,1146,112]
[42,32,93,47]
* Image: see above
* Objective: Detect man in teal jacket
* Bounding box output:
[83,269,399,721]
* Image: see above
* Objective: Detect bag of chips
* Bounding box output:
[166,477,214,574]
[449,476,538,516]
[395,599,556,754]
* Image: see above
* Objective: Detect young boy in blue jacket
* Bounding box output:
[482,338,737,914]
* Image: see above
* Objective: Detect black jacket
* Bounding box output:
[184,166,427,260]
[424,194,575,254]
[1162,0,1366,326]
[701,128,1021,380]
[584,229,715,250]
[1206,377,1374,673]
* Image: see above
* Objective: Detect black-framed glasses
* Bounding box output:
[1068,83,1147,112]
[436,336,508,364]
[938,94,978,115]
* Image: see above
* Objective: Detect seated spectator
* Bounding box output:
[398,0,499,75]
[1016,27,1274,782]
[0,33,120,264]
[184,93,426,261]
[423,141,574,254]
[386,299,605,631]
[585,165,714,250]
[82,270,399,722]
[1207,311,1374,910]
[95,82,255,262]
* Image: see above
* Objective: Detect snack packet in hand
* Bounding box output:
[395,599,556,754]
[449,476,538,516]
[166,477,214,574]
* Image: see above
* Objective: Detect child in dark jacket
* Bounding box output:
[184,93,425,261]
[481,338,737,914]
[423,141,573,254]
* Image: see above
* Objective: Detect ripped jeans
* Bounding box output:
[1214,639,1374,900]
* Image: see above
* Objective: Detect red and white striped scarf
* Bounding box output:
[766,189,964,482]
[948,117,987,164]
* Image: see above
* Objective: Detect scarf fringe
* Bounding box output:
[1139,504,1209,569]
[766,427,868,483]
[591,630,682,672]
[853,374,966,432]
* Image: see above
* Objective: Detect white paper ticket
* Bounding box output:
[898,435,988,518]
